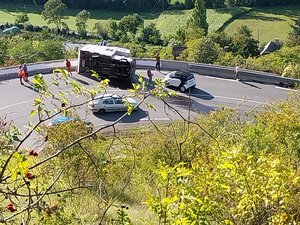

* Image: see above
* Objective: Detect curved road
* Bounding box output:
[0,69,293,147]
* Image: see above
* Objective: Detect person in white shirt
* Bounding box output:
[235,65,240,81]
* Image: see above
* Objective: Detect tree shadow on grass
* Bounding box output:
[256,5,300,17]
[241,13,285,22]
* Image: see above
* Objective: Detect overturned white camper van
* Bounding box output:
[77,44,136,80]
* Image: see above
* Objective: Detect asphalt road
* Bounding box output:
[0,69,293,147]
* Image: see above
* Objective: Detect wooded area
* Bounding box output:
[0,0,298,10]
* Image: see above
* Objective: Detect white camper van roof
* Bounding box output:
[80,44,131,58]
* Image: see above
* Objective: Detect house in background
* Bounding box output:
[260,38,280,55]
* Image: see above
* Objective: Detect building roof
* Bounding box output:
[260,41,279,55]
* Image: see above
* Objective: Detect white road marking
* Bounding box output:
[0,93,266,112]
[204,76,234,81]
[0,89,129,111]
[275,86,298,92]
[92,118,171,127]
[190,94,266,104]
[140,117,171,121]
[0,100,33,110]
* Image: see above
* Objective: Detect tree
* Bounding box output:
[286,16,300,47]
[189,0,208,35]
[41,0,67,31]
[142,23,162,45]
[15,13,29,24]
[232,25,259,58]
[185,27,206,42]
[184,0,194,9]
[93,22,109,39]
[107,19,119,40]
[206,0,224,7]
[76,9,91,35]
[0,38,8,65]
[119,13,144,35]
[0,66,175,224]
[210,31,232,48]
[185,37,221,63]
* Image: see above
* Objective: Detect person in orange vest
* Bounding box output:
[22,63,29,82]
[18,65,25,85]
[66,59,72,76]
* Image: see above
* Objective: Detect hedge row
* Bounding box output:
[0,23,100,39]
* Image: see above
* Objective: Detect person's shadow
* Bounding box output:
[22,81,45,93]
[72,77,89,85]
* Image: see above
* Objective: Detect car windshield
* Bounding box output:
[53,116,71,124]
[187,74,195,80]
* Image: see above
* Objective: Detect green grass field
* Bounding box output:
[154,7,245,36]
[0,2,298,43]
[225,5,299,45]
[0,3,246,37]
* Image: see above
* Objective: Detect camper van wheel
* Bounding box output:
[98,109,106,114]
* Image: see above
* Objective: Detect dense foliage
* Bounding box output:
[189,0,208,35]
[0,0,297,10]
[1,69,300,223]
[0,33,70,66]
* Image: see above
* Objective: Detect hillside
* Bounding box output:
[154,7,246,37]
[224,5,299,45]
[0,3,298,44]
[0,3,247,37]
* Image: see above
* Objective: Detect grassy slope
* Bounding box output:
[0,3,243,37]
[0,3,297,43]
[225,5,299,45]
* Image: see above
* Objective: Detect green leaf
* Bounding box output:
[146,103,156,111]
[33,98,42,106]
[30,109,37,117]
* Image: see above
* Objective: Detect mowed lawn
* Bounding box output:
[155,7,245,36]
[225,5,299,45]
[0,2,246,37]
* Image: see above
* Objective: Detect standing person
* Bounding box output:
[147,67,153,86]
[18,65,25,85]
[66,59,72,76]
[155,54,161,72]
[22,63,29,82]
[235,64,240,81]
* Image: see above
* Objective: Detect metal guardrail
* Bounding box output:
[1,58,299,87]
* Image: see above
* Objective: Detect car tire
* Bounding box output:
[180,86,186,92]
[98,109,106,114]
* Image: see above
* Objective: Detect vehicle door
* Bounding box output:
[169,74,181,87]
[102,98,115,112]
[113,98,126,112]
[185,74,196,88]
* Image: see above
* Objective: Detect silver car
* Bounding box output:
[88,94,138,113]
